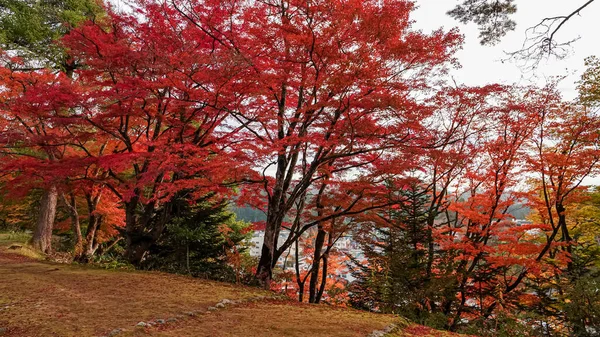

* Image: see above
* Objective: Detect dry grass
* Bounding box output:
[0,253,268,336]
[120,302,398,337]
[389,324,474,337]
[0,236,472,337]
[0,232,44,260]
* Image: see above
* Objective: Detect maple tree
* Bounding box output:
[0,58,125,257]
[189,0,464,288]
[349,84,570,330]
[0,60,83,253]
[508,104,600,335]
[2,0,600,334]
[56,1,252,264]
[0,0,102,253]
[440,91,547,327]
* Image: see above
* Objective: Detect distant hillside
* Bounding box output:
[507,203,531,220]
[231,206,266,223]
[232,203,531,223]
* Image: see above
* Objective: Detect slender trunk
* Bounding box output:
[316,249,329,304]
[62,192,83,258]
[80,190,102,262]
[294,231,306,302]
[309,226,326,303]
[81,214,102,262]
[31,185,58,253]
[557,203,574,272]
[186,243,190,275]
[298,281,306,302]
[255,80,290,288]
[315,230,333,303]
[99,237,122,256]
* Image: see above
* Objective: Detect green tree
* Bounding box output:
[578,56,600,107]
[142,193,252,282]
[350,182,452,328]
[0,0,102,74]
[447,0,517,46]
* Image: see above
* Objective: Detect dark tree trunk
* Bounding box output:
[309,226,327,303]
[256,194,286,288]
[256,220,278,288]
[124,199,139,263]
[298,281,306,302]
[557,203,574,273]
[315,229,333,304]
[255,82,292,288]
[316,249,329,304]
[294,230,306,302]
[123,197,173,265]
[123,197,151,265]
[31,185,58,253]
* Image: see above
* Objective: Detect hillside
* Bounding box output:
[0,234,467,337]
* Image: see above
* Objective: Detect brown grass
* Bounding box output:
[0,254,268,336]
[0,239,471,337]
[120,302,398,337]
[0,232,45,261]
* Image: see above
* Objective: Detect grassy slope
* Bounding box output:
[0,234,468,337]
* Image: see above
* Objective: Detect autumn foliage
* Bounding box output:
[1,0,600,335]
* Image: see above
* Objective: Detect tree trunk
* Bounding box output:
[256,223,277,288]
[256,205,285,288]
[316,250,329,304]
[309,226,327,303]
[255,114,290,288]
[315,229,333,304]
[81,214,102,262]
[31,185,58,253]
[124,198,172,265]
[62,192,83,258]
[124,198,149,265]
[97,237,122,256]
[557,203,574,273]
[78,192,103,263]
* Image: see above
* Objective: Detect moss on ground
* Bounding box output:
[0,232,45,260]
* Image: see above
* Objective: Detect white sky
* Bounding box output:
[411,0,600,100]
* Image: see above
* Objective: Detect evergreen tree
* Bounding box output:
[0,0,102,73]
[350,182,451,328]
[143,193,252,282]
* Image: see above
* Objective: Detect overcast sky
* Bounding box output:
[410,0,600,100]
